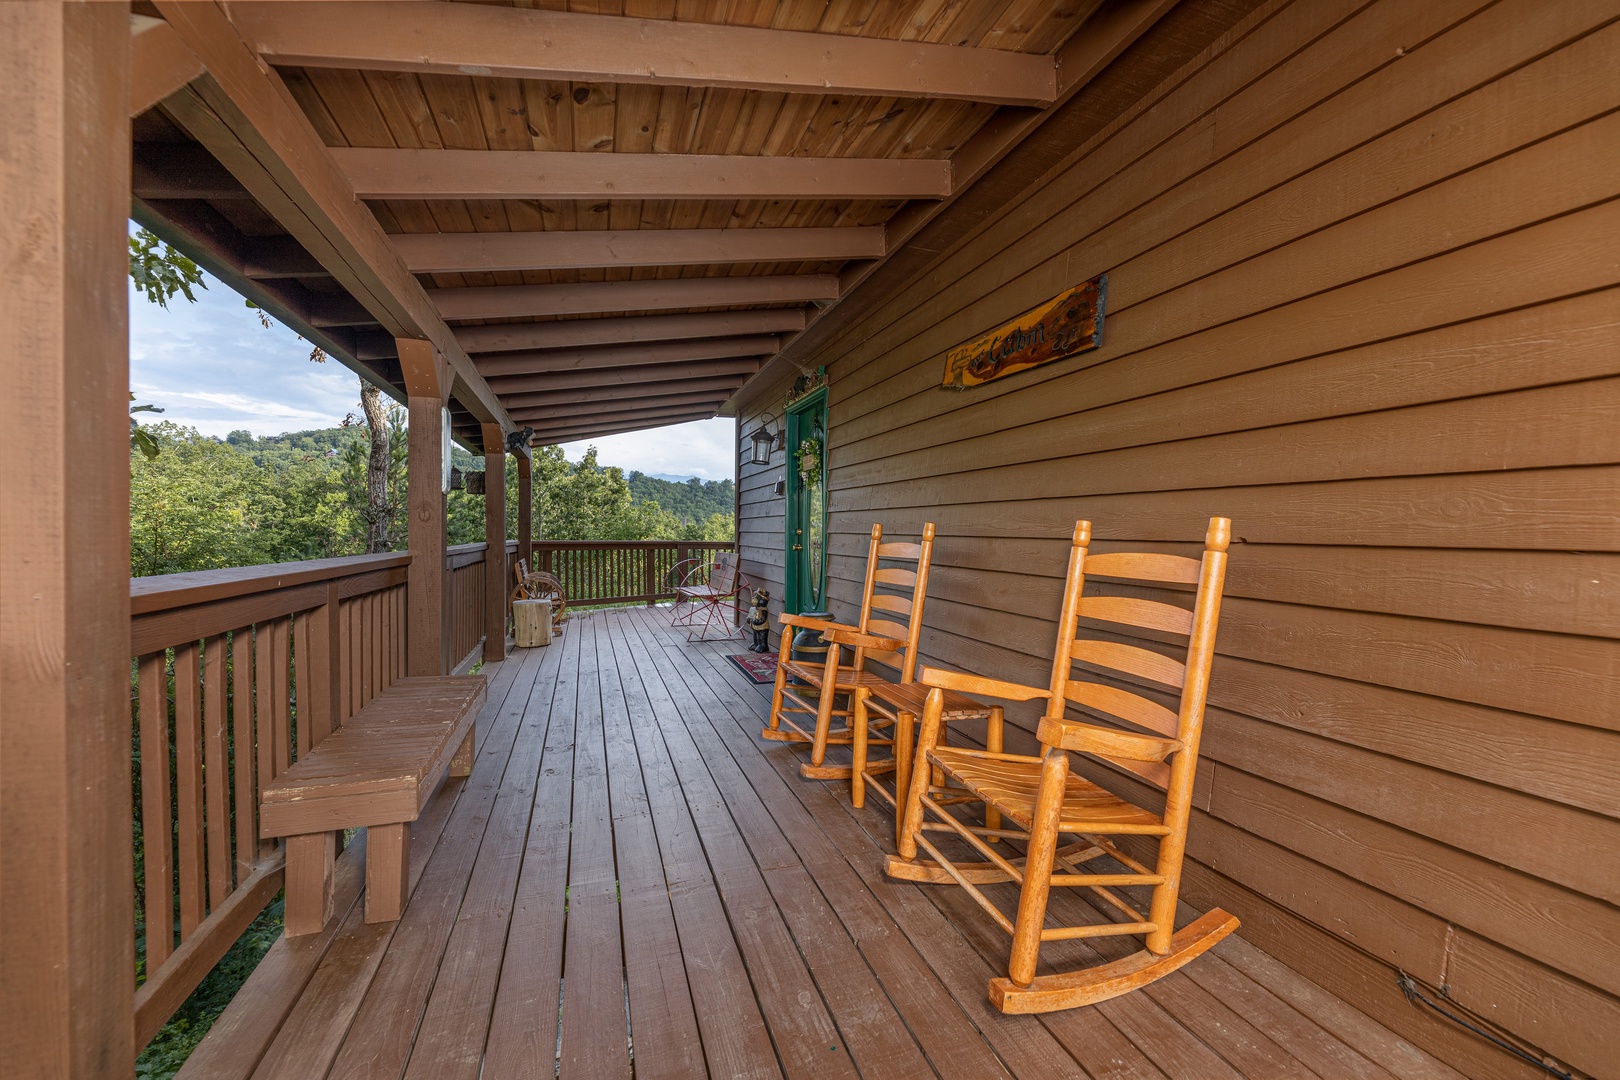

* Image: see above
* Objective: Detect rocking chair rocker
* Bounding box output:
[761,523,935,782]
[885,517,1238,1014]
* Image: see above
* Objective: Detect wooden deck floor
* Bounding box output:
[183,606,1467,1080]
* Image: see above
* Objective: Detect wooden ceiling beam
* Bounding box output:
[508,392,729,424]
[392,226,884,274]
[431,275,837,321]
[453,308,806,357]
[474,336,780,378]
[232,1,1058,107]
[333,148,951,201]
[132,142,253,200]
[131,15,204,117]
[500,375,748,410]
[534,410,723,446]
[730,0,1178,410]
[491,361,758,396]
[153,0,512,431]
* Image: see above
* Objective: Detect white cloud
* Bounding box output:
[559,417,738,480]
[131,269,742,479]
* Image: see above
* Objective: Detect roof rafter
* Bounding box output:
[508,392,729,424]
[491,360,759,396]
[452,309,806,357]
[534,410,723,446]
[498,378,749,410]
[474,336,781,378]
[431,275,837,321]
[523,409,725,438]
[152,0,512,431]
[334,148,951,201]
[231,1,1058,107]
[393,227,884,274]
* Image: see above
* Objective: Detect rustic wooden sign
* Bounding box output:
[941,275,1107,390]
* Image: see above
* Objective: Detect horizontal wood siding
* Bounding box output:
[736,1,1620,1076]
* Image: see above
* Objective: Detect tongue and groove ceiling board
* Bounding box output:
[131,0,1212,445]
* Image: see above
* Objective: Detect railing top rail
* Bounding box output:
[447,542,488,555]
[130,552,411,616]
[534,540,735,550]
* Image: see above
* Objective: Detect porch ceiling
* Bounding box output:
[129,0,1193,449]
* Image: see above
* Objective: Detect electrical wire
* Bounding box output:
[1396,972,1575,1080]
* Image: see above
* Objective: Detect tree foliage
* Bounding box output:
[132,423,733,576]
[128,227,206,309]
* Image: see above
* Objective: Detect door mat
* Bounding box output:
[727,653,778,684]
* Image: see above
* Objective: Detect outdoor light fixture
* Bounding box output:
[749,423,776,465]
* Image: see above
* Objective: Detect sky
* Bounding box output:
[128,266,739,481]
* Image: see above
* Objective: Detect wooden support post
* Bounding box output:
[283,832,337,936]
[0,7,135,1076]
[401,338,450,676]
[482,424,507,663]
[364,823,410,925]
[516,448,533,571]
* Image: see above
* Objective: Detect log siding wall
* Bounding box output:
[736,1,1620,1076]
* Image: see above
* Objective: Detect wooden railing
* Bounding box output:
[446,543,487,673]
[533,540,735,609]
[129,553,409,1048]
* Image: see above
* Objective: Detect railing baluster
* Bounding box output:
[173,642,205,938]
[291,612,312,759]
[138,652,174,972]
[203,635,231,910]
[271,616,292,771]
[230,628,255,887]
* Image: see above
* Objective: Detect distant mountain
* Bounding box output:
[627,471,734,524]
[648,472,701,483]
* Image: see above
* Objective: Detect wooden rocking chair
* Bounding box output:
[885,518,1238,1014]
[761,523,935,781]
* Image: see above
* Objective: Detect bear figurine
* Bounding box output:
[746,589,772,653]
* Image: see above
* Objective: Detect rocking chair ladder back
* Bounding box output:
[887,517,1238,1014]
[762,523,936,782]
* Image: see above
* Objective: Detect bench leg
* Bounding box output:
[366,823,411,924]
[284,833,336,936]
[450,722,476,778]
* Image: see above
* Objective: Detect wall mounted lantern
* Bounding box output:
[749,423,777,466]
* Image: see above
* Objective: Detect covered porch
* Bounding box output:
[177,606,1459,1080]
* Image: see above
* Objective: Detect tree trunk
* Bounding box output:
[359,379,391,553]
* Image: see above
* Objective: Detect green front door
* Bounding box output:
[783,387,828,615]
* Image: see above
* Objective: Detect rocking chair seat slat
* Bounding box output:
[778,660,893,690]
[866,680,993,722]
[929,747,1166,834]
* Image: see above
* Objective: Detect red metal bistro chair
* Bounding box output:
[671,551,748,641]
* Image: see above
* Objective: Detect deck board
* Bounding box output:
[182,608,1470,1080]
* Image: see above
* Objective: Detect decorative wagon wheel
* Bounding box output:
[510,569,568,630]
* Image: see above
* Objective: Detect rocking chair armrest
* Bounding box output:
[777,613,851,634]
[918,666,1051,704]
[1036,717,1182,763]
[824,627,907,651]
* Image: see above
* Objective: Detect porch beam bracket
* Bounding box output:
[234,1,1058,106]
[151,0,512,433]
[131,14,203,117]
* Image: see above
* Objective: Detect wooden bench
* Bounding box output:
[260,676,487,935]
